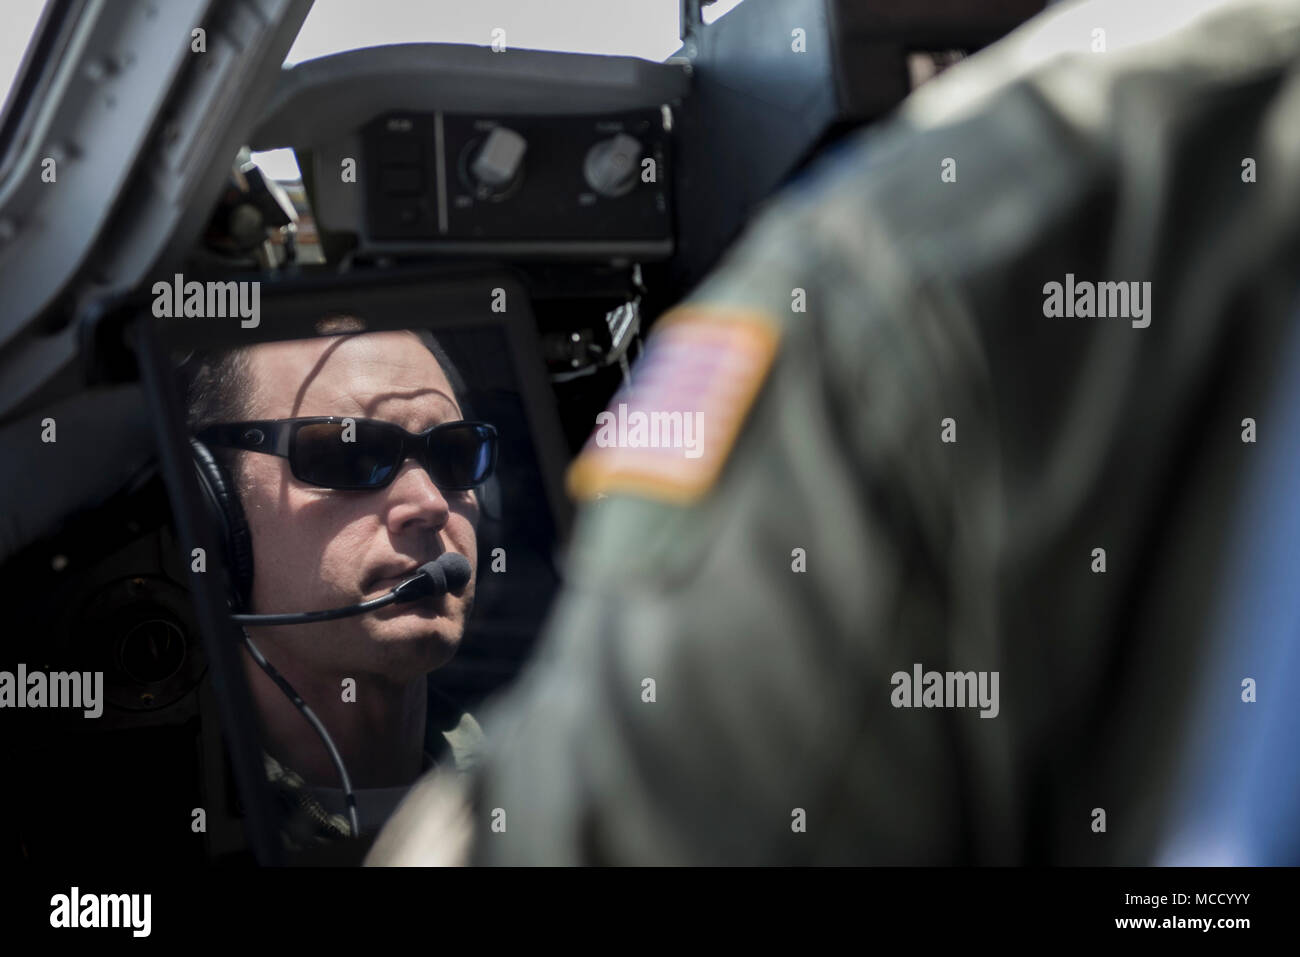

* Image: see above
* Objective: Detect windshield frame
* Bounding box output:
[0,0,82,188]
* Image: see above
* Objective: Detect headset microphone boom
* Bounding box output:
[231,552,472,626]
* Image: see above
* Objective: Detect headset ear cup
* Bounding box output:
[190,438,255,611]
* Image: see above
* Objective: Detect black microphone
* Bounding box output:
[232,552,472,626]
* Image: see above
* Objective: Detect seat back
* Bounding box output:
[1157,303,1300,866]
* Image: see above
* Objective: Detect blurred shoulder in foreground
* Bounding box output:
[369,0,1300,865]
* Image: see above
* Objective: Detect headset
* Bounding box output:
[188,435,471,839]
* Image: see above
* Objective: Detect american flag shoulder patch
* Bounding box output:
[567,306,781,505]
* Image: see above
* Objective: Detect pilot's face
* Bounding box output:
[236,331,479,682]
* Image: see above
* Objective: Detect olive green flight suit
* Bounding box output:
[370,0,1300,865]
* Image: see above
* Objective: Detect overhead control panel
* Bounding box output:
[248,44,688,263]
[362,108,671,254]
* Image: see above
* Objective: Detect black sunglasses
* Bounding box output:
[197,417,498,491]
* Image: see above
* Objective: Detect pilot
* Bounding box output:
[181,318,493,848]
[367,0,1300,864]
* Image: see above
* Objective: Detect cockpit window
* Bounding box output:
[283,0,684,65]
[0,0,53,157]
